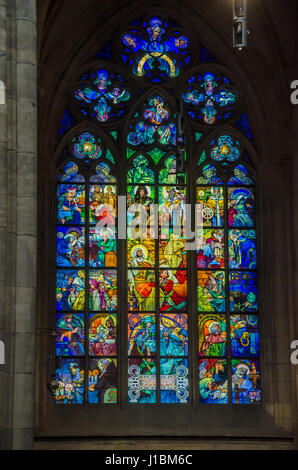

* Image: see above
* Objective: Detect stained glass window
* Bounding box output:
[197,142,260,405]
[55,15,260,409]
[126,94,188,404]
[56,131,118,404]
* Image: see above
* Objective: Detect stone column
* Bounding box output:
[0,0,8,449]
[0,0,37,450]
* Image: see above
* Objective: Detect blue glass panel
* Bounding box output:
[56,270,85,311]
[160,314,188,356]
[60,109,76,135]
[58,162,85,183]
[232,359,261,404]
[161,358,189,403]
[229,271,258,312]
[228,230,257,269]
[56,314,85,357]
[228,165,254,186]
[88,359,117,404]
[57,185,85,225]
[230,315,259,357]
[55,359,85,404]
[57,227,85,267]
[199,359,228,404]
[236,114,252,139]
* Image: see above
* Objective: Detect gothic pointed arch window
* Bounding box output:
[52,14,260,429]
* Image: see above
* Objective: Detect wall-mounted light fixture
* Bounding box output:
[233,0,247,50]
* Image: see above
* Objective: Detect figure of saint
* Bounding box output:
[58,187,83,225]
[200,321,226,357]
[229,190,254,227]
[128,270,156,311]
[129,315,156,357]
[159,269,187,311]
[95,228,117,267]
[203,272,225,312]
[161,234,185,268]
[90,316,117,356]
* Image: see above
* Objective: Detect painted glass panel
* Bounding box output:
[230,315,259,357]
[57,161,85,183]
[197,271,226,312]
[122,17,189,80]
[159,269,188,312]
[55,359,85,404]
[88,359,118,404]
[72,132,103,160]
[197,165,223,185]
[90,163,116,183]
[197,229,225,269]
[229,271,258,312]
[160,358,189,404]
[159,155,177,184]
[128,270,156,312]
[160,313,188,356]
[57,227,85,267]
[89,228,117,268]
[228,164,254,185]
[127,239,156,266]
[228,187,255,228]
[228,230,257,269]
[89,270,117,312]
[198,314,227,357]
[56,314,85,357]
[196,186,224,227]
[210,135,241,163]
[159,186,186,227]
[128,313,157,357]
[199,359,228,404]
[75,69,130,122]
[231,359,261,404]
[89,314,117,356]
[183,72,237,125]
[57,185,85,225]
[89,185,117,226]
[159,235,186,268]
[128,360,157,403]
[56,270,85,311]
[127,96,176,147]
